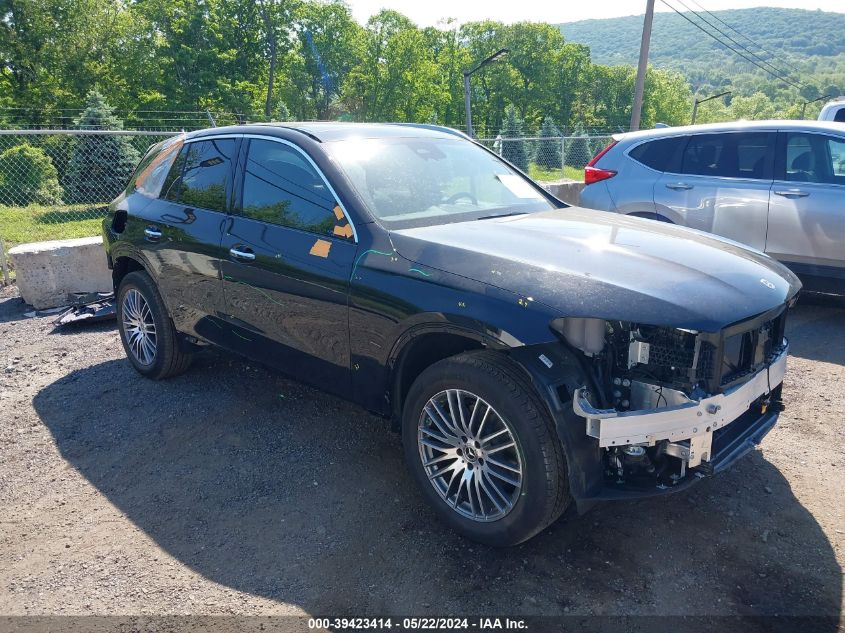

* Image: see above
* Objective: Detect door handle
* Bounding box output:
[774,189,810,198]
[144,227,162,242]
[229,246,256,262]
[665,182,693,191]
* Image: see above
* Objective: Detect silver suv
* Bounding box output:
[579,120,845,294]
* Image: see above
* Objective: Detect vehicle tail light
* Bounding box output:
[584,141,618,185]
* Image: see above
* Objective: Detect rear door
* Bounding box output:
[614,135,686,217]
[653,131,774,250]
[767,130,845,284]
[130,137,236,339]
[219,136,358,397]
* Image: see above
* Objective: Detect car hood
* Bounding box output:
[390,207,801,332]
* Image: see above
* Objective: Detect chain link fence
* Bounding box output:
[478,135,614,182]
[0,130,178,251]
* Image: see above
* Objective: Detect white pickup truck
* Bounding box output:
[819,98,845,122]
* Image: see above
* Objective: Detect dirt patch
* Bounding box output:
[0,286,842,623]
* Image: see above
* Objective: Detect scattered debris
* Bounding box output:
[23,306,68,318]
[53,292,116,327]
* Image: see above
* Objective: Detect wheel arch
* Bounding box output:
[388,325,500,425]
[111,253,151,292]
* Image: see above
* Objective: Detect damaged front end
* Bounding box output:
[555,303,790,493]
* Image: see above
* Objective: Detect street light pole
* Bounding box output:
[462,48,509,138]
[691,91,731,125]
[801,94,832,120]
[463,73,474,138]
[630,0,656,132]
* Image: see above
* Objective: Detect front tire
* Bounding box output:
[116,270,193,379]
[402,351,569,546]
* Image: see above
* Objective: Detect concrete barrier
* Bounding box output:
[9,237,112,309]
[543,180,585,206]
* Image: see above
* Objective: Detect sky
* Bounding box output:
[346,0,845,27]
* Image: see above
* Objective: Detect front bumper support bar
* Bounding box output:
[572,340,788,467]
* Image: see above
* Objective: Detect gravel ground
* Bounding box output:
[0,285,842,625]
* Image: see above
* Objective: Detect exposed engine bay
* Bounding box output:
[557,306,789,490]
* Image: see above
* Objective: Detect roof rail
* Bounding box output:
[387,123,471,140]
[245,122,322,143]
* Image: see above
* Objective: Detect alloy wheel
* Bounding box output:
[418,389,523,522]
[121,288,157,365]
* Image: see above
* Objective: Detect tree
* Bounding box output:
[423,20,470,128]
[287,0,363,120]
[501,105,528,171]
[344,10,446,122]
[257,0,298,117]
[0,144,63,206]
[536,117,562,169]
[277,101,291,121]
[565,125,591,169]
[641,68,691,127]
[64,91,140,204]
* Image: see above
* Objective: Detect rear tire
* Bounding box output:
[116,270,193,380]
[402,351,569,546]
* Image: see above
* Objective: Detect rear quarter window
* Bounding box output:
[129,136,184,198]
[628,137,686,172]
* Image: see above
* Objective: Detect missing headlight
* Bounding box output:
[550,317,606,356]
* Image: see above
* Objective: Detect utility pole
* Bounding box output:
[463,74,474,138]
[630,0,656,132]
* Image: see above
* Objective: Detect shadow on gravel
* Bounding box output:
[33,352,841,623]
[0,296,31,324]
[786,296,845,365]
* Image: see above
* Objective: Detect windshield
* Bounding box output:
[326,137,558,228]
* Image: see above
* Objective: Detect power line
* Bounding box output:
[659,0,806,92]
[685,0,807,80]
[671,0,808,90]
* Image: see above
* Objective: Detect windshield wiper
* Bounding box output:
[476,211,529,221]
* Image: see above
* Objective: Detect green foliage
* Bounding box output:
[565,126,591,169]
[536,117,562,169]
[41,135,76,187]
[2,2,843,140]
[64,91,141,203]
[343,10,446,122]
[560,8,845,121]
[0,144,63,206]
[501,105,528,171]
[277,102,291,122]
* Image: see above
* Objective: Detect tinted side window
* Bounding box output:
[176,139,236,212]
[241,139,339,236]
[131,138,184,198]
[682,133,773,179]
[629,137,686,172]
[834,108,845,123]
[784,132,845,184]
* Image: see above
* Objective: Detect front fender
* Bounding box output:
[508,343,606,513]
[348,232,563,415]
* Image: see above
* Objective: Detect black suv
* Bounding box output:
[104,123,800,546]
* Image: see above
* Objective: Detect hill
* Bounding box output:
[559,7,845,98]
